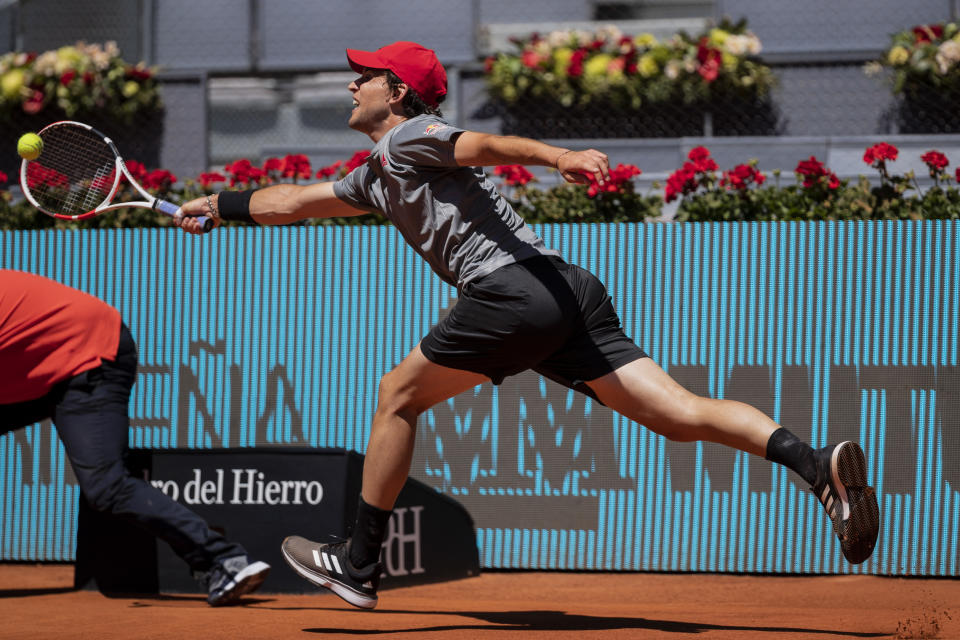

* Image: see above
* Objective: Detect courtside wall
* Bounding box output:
[1,221,958,576]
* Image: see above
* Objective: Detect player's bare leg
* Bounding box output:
[282,345,487,608]
[586,356,879,564]
[361,345,489,509]
[584,357,778,455]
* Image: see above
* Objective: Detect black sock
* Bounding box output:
[764,428,818,486]
[350,497,392,569]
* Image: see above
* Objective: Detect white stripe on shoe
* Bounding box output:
[831,442,852,519]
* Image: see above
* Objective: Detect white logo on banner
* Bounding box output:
[382,506,425,577]
[149,468,324,505]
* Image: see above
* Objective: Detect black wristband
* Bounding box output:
[216,190,257,224]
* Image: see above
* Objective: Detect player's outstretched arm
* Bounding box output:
[453,131,610,186]
[176,182,368,234]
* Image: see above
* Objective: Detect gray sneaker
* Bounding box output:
[198,555,271,606]
[812,441,880,564]
[281,536,379,609]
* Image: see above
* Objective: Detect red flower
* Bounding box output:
[664,164,698,202]
[0,170,7,185]
[143,169,177,191]
[956,166,960,183]
[921,150,949,173]
[124,160,148,183]
[585,163,641,198]
[568,49,588,77]
[316,161,343,179]
[197,172,226,189]
[863,142,899,167]
[493,164,535,187]
[344,150,371,173]
[224,158,264,186]
[125,66,153,81]
[26,164,69,190]
[696,38,722,83]
[521,50,546,69]
[795,156,839,190]
[59,70,76,86]
[688,146,718,173]
[913,24,944,44]
[262,157,283,174]
[22,89,44,115]
[721,163,766,191]
[82,71,94,85]
[280,154,312,180]
[484,56,495,74]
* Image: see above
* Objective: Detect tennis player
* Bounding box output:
[176,41,880,609]
[0,270,270,605]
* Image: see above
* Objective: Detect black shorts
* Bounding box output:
[420,256,647,399]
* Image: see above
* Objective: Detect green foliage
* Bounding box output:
[675,173,960,222]
[507,180,662,224]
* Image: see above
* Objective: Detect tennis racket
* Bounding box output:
[18,120,213,232]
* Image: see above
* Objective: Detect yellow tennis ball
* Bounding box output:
[17,132,43,161]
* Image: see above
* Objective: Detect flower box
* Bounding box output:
[484,20,776,139]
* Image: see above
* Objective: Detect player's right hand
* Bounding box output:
[175,195,222,235]
[557,149,611,187]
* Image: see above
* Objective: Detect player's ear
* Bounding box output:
[388,81,409,105]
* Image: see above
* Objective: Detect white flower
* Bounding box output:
[547,30,570,48]
[862,61,884,77]
[723,33,762,57]
[665,60,681,79]
[32,51,58,75]
[723,35,750,56]
[936,40,960,74]
[597,24,623,44]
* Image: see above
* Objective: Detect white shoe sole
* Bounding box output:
[210,561,271,606]
[281,545,377,609]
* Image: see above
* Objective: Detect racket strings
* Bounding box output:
[26,125,118,216]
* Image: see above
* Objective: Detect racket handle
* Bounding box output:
[154,199,214,233]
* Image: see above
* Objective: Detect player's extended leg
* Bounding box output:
[282,344,487,609]
[585,356,879,565]
[359,345,489,509]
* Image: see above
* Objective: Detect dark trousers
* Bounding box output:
[1,325,244,572]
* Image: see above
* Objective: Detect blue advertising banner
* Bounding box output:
[2,221,958,576]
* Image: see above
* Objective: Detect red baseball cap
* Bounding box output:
[346,41,447,108]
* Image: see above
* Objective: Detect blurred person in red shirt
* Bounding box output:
[0,269,269,605]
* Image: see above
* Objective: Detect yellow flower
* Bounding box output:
[122,80,139,98]
[887,45,910,66]
[722,52,738,71]
[55,45,84,74]
[1,69,24,100]
[638,54,658,77]
[584,53,613,78]
[709,28,729,46]
[634,33,658,48]
[553,47,573,77]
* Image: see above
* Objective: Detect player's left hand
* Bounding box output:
[557,149,610,187]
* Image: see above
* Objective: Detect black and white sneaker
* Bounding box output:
[281,536,380,609]
[198,555,271,606]
[812,441,880,564]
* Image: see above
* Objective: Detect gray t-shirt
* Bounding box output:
[333,115,558,289]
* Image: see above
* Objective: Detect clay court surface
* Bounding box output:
[0,564,957,639]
